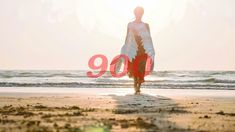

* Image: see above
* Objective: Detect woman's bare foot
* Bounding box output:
[134,84,138,93]
[135,91,141,95]
[134,78,141,95]
[135,85,141,95]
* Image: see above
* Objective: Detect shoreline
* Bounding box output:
[0,87,234,97]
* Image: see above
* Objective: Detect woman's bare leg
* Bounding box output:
[137,83,141,93]
[134,77,138,94]
[136,78,141,94]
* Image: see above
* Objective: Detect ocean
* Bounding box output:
[0,70,235,90]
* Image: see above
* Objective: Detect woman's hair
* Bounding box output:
[134,6,144,16]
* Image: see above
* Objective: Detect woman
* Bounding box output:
[118,7,155,95]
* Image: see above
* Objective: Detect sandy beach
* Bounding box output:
[0,88,234,132]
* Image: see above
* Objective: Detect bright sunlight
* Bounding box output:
[76,0,188,39]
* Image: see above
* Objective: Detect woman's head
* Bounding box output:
[134,6,144,20]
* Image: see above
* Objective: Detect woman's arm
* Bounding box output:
[124,23,130,44]
[146,23,151,34]
[145,23,155,72]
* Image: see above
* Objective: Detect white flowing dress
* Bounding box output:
[116,21,155,73]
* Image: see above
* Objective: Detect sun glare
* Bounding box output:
[76,0,188,39]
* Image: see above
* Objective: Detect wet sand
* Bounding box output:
[0,88,234,132]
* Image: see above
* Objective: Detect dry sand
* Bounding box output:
[0,88,234,132]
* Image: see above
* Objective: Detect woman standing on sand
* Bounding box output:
[117,7,155,94]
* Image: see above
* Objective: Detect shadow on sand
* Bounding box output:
[109,93,196,131]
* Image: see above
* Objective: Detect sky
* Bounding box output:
[0,0,235,71]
